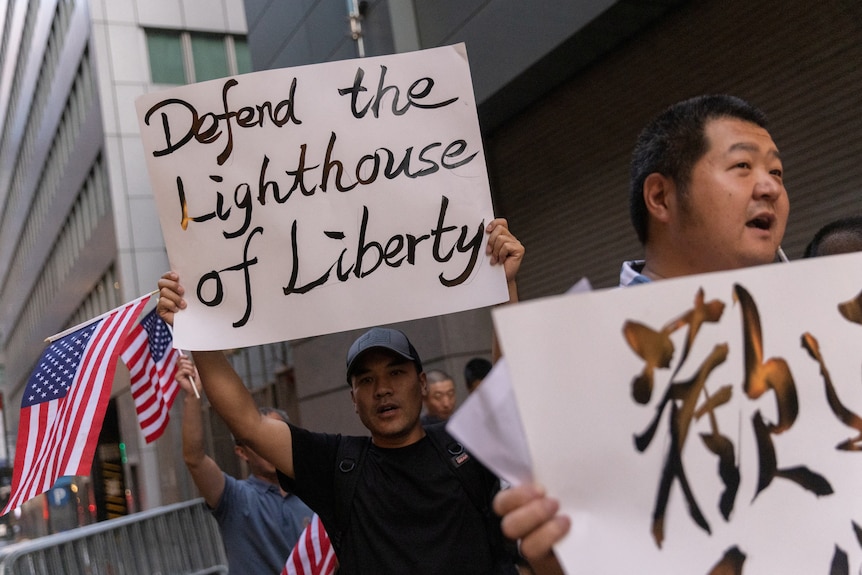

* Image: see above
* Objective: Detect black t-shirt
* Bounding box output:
[280,424,502,575]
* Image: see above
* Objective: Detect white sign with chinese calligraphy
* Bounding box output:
[135,44,506,350]
[494,253,862,574]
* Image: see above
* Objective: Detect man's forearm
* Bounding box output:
[492,279,520,362]
[191,350,261,444]
[182,392,207,466]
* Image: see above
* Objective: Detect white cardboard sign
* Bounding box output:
[494,254,862,574]
[135,44,506,349]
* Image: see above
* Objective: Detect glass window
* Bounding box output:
[234,37,253,75]
[146,30,185,85]
[191,34,229,82]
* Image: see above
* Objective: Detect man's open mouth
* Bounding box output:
[747,214,774,230]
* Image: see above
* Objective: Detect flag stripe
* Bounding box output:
[52,314,115,475]
[46,303,126,480]
[120,309,180,444]
[2,294,149,515]
[283,514,336,575]
[60,308,129,472]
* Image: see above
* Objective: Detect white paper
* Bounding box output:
[448,358,533,486]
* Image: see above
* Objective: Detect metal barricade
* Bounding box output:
[0,498,227,575]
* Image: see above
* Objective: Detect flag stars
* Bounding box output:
[23,324,100,406]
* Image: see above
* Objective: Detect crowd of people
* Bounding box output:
[160,94,857,574]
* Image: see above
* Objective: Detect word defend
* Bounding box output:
[136,44,507,350]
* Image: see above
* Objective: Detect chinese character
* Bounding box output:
[800,332,862,452]
[624,288,738,547]
[706,545,745,575]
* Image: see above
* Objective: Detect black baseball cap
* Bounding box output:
[345,328,423,383]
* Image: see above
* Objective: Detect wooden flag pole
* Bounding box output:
[182,351,201,399]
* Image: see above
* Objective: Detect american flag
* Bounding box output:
[120,309,180,443]
[2,294,149,515]
[282,514,337,575]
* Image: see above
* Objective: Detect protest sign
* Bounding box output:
[135,44,506,349]
[493,254,862,573]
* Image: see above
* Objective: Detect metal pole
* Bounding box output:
[347,0,366,58]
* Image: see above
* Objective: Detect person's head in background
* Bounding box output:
[630,94,789,279]
[463,357,492,394]
[804,216,862,257]
[422,369,456,424]
[234,407,290,481]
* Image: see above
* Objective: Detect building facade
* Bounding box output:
[0,0,253,534]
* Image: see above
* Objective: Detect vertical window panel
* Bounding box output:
[234,37,252,74]
[147,30,185,84]
[191,34,229,81]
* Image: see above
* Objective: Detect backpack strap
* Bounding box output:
[423,423,496,515]
[424,424,518,574]
[331,435,371,552]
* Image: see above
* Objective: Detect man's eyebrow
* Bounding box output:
[727,141,782,160]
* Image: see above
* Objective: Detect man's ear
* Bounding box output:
[643,172,675,224]
[419,372,428,398]
[350,388,358,414]
[234,445,249,462]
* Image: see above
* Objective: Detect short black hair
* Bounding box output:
[804,216,862,257]
[630,95,769,244]
[463,357,492,390]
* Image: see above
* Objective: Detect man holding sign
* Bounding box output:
[157,218,525,574]
[493,94,790,572]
